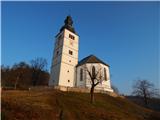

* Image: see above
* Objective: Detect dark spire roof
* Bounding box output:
[77,55,109,67]
[60,15,76,34]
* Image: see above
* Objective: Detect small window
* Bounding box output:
[69,34,75,40]
[56,51,59,56]
[68,80,70,82]
[69,50,73,55]
[92,66,96,78]
[104,68,107,80]
[69,60,71,62]
[80,68,83,81]
[67,70,69,73]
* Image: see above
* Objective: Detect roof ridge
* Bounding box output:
[77,55,109,67]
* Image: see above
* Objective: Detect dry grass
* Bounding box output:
[1,89,160,120]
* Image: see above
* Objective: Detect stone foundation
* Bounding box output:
[54,86,120,98]
[28,86,124,98]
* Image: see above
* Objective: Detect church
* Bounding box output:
[49,16,113,92]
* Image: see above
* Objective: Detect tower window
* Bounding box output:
[104,68,107,81]
[56,51,59,56]
[68,80,70,82]
[92,66,96,78]
[69,34,75,40]
[80,68,83,81]
[69,50,73,55]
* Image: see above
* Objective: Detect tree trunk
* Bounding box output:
[90,85,94,103]
[143,89,148,107]
[144,93,148,107]
[14,76,19,90]
[32,70,40,86]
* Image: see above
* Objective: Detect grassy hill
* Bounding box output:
[1,89,160,120]
[126,96,160,112]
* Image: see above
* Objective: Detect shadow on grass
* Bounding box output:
[147,111,160,120]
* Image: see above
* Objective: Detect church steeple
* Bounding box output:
[49,16,79,87]
[60,15,76,34]
[65,15,73,26]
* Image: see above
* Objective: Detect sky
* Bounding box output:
[1,1,160,95]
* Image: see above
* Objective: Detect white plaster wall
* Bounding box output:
[53,48,63,60]
[61,53,78,65]
[62,45,78,59]
[49,63,61,86]
[59,63,76,87]
[63,29,79,51]
[49,28,79,87]
[54,31,64,50]
[76,64,86,87]
[49,31,64,86]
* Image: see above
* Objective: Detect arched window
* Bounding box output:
[92,66,96,78]
[104,68,107,80]
[80,68,83,81]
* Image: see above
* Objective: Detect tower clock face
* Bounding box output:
[70,40,73,46]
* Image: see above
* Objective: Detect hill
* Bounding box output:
[126,96,160,112]
[1,89,160,120]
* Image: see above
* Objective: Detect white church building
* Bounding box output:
[49,16,113,92]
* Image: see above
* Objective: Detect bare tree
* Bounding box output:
[12,62,30,89]
[1,60,49,89]
[30,57,47,86]
[84,65,104,103]
[1,65,10,87]
[14,72,22,89]
[132,79,159,106]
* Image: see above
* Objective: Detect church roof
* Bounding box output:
[60,15,77,34]
[77,55,109,67]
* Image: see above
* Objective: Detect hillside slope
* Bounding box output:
[1,89,160,120]
[126,96,160,112]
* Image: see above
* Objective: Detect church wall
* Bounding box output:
[76,65,86,87]
[62,46,78,63]
[57,29,78,87]
[58,62,76,87]
[63,39,79,51]
[54,31,64,51]
[86,63,112,90]
[53,46,63,59]
[76,63,113,92]
[49,27,79,87]
[49,30,64,86]
[49,63,61,86]
[63,29,79,51]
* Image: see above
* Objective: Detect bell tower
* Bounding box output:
[49,16,79,87]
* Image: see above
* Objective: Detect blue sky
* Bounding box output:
[2,1,160,94]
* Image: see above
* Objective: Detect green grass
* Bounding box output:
[1,89,160,120]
